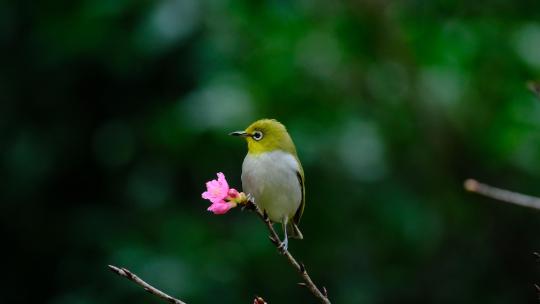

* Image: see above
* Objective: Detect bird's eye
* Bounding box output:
[252,131,263,141]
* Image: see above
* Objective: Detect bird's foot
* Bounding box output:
[241,193,256,211]
[277,239,288,253]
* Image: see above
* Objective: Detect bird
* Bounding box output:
[230,119,304,250]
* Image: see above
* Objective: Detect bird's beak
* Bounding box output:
[229,131,250,137]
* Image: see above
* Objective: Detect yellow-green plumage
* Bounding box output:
[230,119,304,248]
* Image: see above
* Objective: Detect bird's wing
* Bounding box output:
[293,169,305,225]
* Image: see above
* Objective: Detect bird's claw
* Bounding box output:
[277,240,288,253]
[241,193,256,211]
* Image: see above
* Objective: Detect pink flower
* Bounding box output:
[207,201,237,215]
[228,188,239,199]
[202,172,229,204]
[202,172,244,215]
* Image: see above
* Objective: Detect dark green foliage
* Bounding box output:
[2,1,540,303]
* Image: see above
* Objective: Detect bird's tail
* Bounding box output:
[287,222,303,240]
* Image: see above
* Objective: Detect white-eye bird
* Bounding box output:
[230,119,304,250]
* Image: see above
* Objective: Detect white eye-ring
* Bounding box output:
[252,130,264,141]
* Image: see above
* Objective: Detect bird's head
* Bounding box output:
[230,119,297,155]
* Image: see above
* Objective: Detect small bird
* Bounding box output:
[230,119,304,250]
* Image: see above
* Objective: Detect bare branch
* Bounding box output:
[246,201,332,304]
[108,265,187,304]
[253,296,268,304]
[109,200,330,304]
[464,179,540,210]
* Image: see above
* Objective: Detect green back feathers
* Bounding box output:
[244,119,298,156]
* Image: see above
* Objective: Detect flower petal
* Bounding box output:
[227,188,239,199]
[201,172,231,203]
[217,172,229,189]
[207,201,236,214]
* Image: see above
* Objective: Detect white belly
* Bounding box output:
[241,150,301,223]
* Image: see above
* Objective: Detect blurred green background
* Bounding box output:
[3,0,540,303]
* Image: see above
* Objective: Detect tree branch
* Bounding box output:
[253,296,268,304]
[109,200,330,304]
[244,201,331,304]
[464,179,540,211]
[108,265,187,304]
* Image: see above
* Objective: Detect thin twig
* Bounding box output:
[245,201,332,304]
[464,179,540,211]
[253,296,268,304]
[109,201,330,304]
[108,265,187,304]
